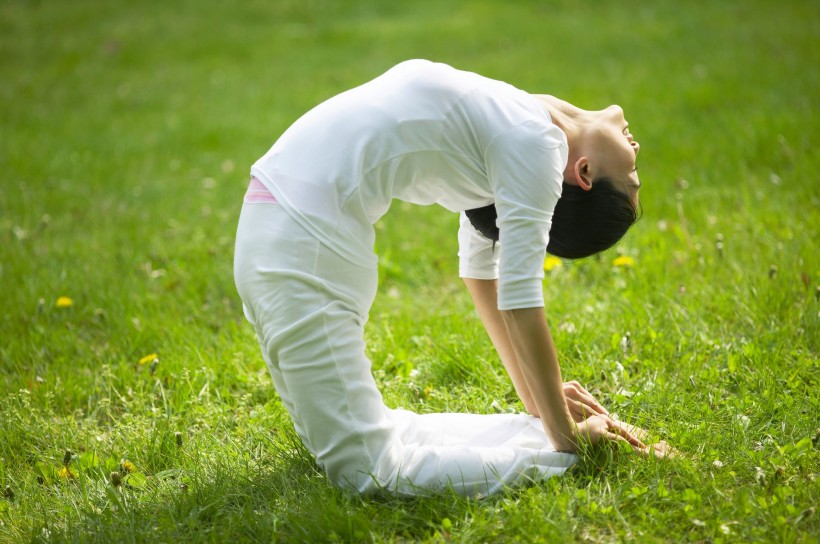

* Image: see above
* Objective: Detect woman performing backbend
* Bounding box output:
[234,59,673,497]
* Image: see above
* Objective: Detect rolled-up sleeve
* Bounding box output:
[484,121,566,310]
[458,212,499,279]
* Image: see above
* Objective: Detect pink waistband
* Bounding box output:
[244,177,278,203]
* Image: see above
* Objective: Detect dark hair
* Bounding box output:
[464,177,638,259]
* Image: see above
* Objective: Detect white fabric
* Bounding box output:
[234,201,577,497]
[251,59,566,310]
[457,211,499,280]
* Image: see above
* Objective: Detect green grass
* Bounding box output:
[1,0,817,542]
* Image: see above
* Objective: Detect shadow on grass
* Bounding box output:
[30,428,463,543]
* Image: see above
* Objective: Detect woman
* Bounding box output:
[234,59,668,497]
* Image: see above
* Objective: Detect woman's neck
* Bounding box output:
[533,94,589,142]
[533,94,591,179]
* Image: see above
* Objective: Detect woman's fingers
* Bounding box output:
[611,420,650,443]
[609,437,661,459]
[566,397,609,423]
[603,431,651,457]
[575,411,679,460]
[564,381,609,414]
[607,422,646,449]
[565,398,590,422]
[613,437,678,459]
[574,414,612,445]
[588,417,677,459]
[563,381,609,419]
[652,441,681,458]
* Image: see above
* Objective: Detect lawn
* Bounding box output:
[0,0,817,542]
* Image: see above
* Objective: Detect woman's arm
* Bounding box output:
[463,277,539,415]
[498,305,578,451]
[463,278,611,421]
[463,277,647,453]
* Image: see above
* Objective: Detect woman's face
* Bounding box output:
[584,105,641,204]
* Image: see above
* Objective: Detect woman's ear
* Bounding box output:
[573,157,593,191]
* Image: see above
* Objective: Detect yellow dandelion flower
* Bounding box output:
[55,296,73,308]
[138,353,158,365]
[612,255,635,268]
[58,467,75,480]
[543,256,563,272]
[120,460,135,473]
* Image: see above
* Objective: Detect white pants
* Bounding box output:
[234,200,576,497]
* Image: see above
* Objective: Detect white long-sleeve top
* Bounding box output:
[251,60,567,310]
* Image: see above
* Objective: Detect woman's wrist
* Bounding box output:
[549,420,581,453]
[553,438,579,453]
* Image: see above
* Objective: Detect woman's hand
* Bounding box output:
[461,279,677,458]
[574,415,678,458]
[564,382,671,455]
[639,440,680,459]
[610,419,649,443]
[563,380,609,422]
[573,414,646,451]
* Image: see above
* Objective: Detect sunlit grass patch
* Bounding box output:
[0,0,817,542]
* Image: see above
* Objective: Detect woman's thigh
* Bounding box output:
[235,202,376,319]
[234,202,390,489]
